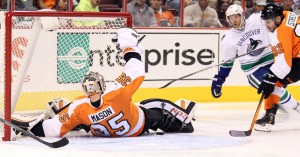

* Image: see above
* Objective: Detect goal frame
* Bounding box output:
[2,11,132,141]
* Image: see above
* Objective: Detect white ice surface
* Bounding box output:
[1,102,300,157]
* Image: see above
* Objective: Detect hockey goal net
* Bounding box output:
[0,11,132,141]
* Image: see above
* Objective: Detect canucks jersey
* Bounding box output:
[221,12,274,75]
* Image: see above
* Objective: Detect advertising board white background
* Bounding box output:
[9,28,250,92]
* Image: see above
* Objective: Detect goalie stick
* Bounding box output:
[229,94,264,137]
[0,117,69,148]
[159,45,271,89]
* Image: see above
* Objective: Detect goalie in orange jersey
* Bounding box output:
[12,27,196,137]
[256,3,300,131]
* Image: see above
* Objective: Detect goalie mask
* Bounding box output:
[112,27,139,50]
[82,71,106,97]
[226,4,245,29]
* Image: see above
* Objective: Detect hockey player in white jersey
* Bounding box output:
[211,4,300,132]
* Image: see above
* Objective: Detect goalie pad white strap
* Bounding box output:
[140,98,193,124]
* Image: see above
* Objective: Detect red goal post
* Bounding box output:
[0,11,132,141]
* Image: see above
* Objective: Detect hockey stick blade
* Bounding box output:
[159,45,270,89]
[229,94,264,137]
[47,137,69,148]
[0,117,69,148]
[229,130,252,137]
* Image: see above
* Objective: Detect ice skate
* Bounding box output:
[293,102,300,113]
[255,104,278,132]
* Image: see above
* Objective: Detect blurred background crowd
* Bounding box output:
[1,0,299,28]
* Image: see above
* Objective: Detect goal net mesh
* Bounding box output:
[0,11,131,140]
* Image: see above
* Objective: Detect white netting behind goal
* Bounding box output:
[0,11,132,140]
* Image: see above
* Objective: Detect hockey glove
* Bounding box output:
[211,75,225,98]
[258,72,278,99]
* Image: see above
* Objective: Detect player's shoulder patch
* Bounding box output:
[285,12,298,28]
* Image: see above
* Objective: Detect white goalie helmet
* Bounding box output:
[82,71,106,96]
[226,4,245,29]
[112,27,139,50]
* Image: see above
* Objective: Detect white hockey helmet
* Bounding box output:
[82,71,106,97]
[226,4,245,29]
[112,27,139,50]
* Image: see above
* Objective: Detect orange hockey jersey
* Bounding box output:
[43,49,145,137]
[270,11,300,79]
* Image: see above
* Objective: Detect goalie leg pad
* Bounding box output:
[140,98,195,133]
[11,114,45,137]
[140,98,195,124]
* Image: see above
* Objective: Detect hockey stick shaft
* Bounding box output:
[159,45,270,89]
[229,94,264,137]
[0,117,69,148]
[138,35,146,43]
[249,94,264,131]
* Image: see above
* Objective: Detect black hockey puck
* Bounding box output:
[156,132,164,135]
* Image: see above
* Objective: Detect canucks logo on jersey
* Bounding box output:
[247,38,264,56]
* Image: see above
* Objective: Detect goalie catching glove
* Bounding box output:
[112,27,144,56]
